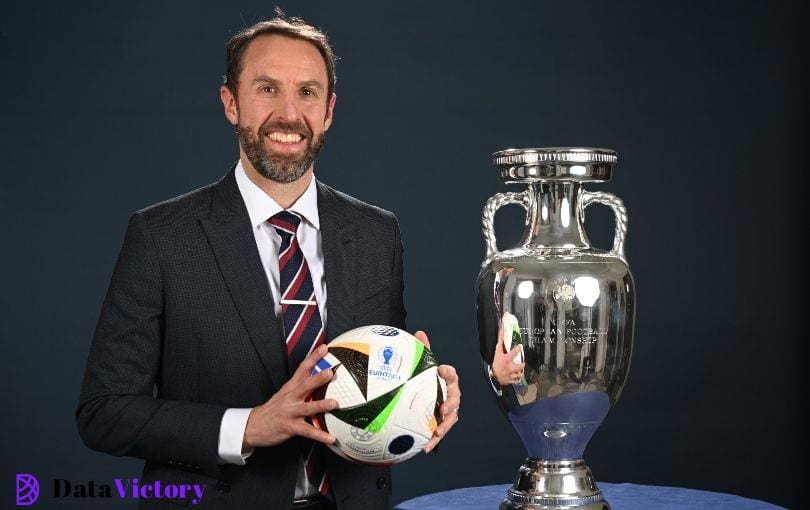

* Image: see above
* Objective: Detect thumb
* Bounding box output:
[414,330,431,349]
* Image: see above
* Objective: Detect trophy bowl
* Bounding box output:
[476,148,636,510]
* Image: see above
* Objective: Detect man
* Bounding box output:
[77,13,460,510]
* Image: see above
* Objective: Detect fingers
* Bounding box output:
[414,330,430,349]
[440,395,460,417]
[300,398,338,417]
[298,367,334,397]
[435,409,459,437]
[423,409,459,453]
[292,344,329,381]
[435,363,460,447]
[423,436,440,454]
[438,364,458,384]
[295,422,336,445]
[438,365,460,401]
[493,355,522,381]
[506,363,525,383]
[438,364,460,409]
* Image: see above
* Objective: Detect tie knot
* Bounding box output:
[269,210,302,234]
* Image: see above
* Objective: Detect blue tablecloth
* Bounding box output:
[394,483,785,510]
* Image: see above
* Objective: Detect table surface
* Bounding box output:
[394,483,786,510]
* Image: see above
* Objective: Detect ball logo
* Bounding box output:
[16,473,39,506]
[350,426,375,443]
[369,345,402,381]
[379,345,398,372]
[382,346,394,364]
[371,326,399,336]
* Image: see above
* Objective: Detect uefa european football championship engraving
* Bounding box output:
[476,148,636,510]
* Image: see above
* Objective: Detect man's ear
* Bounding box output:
[323,92,337,131]
[220,85,239,125]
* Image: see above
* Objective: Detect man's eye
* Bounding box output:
[301,88,315,97]
[261,86,276,94]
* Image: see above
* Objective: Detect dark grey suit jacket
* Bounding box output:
[77,167,406,509]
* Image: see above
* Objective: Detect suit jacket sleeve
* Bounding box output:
[76,212,226,477]
[390,214,407,330]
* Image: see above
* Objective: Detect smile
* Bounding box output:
[267,132,304,144]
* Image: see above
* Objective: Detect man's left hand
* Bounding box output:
[413,330,460,454]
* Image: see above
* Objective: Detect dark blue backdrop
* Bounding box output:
[1,1,806,509]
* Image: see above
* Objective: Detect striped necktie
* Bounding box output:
[268,210,332,498]
[269,210,326,371]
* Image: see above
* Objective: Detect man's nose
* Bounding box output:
[277,93,301,122]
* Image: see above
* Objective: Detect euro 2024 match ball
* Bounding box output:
[309,325,447,465]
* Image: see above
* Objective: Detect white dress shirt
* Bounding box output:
[217,160,327,498]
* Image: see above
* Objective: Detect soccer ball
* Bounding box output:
[310,325,447,465]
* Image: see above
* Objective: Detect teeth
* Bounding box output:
[269,132,303,143]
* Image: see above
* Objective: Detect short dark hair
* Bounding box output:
[224,9,337,99]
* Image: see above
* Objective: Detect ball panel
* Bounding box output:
[330,325,376,344]
[387,434,415,455]
[365,335,417,401]
[387,367,442,439]
[364,384,405,434]
[324,412,387,463]
[330,383,402,431]
[328,341,371,355]
[410,343,440,378]
[328,347,369,399]
[324,364,366,409]
[382,425,429,463]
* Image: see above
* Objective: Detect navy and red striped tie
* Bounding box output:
[268,210,332,498]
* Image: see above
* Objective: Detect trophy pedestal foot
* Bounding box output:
[500,458,610,510]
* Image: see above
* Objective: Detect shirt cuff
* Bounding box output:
[218,408,255,465]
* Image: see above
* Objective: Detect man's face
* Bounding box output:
[220,34,336,183]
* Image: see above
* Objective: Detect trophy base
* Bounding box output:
[500,458,610,510]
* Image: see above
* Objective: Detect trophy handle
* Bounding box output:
[580,191,628,263]
[482,190,532,259]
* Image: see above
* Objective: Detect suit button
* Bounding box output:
[376,477,388,490]
[216,480,231,493]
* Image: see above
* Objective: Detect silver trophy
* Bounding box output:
[476,148,636,510]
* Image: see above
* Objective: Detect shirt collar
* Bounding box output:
[234,160,320,231]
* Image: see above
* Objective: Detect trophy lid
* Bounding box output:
[493,147,617,183]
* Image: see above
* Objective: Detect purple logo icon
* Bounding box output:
[16,473,39,506]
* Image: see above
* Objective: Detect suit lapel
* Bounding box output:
[317,181,358,341]
[199,168,289,391]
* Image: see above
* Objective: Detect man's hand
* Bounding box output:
[413,330,460,454]
[492,320,525,385]
[243,344,338,449]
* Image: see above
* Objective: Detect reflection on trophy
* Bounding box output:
[476,148,636,510]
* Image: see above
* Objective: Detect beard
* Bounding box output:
[238,119,325,184]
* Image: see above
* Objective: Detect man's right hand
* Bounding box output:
[243,344,338,448]
[492,319,525,385]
